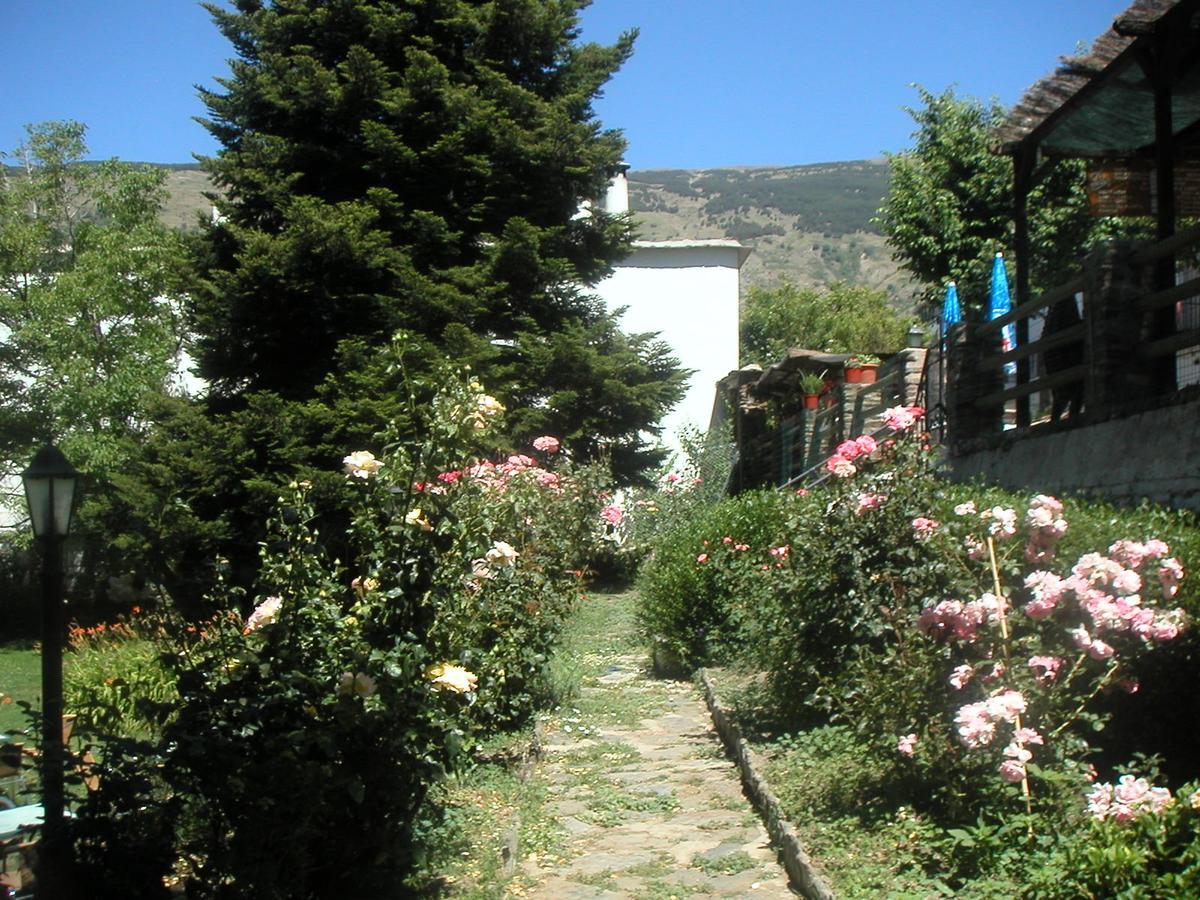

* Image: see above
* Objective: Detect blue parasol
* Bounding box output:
[942,281,962,328]
[989,252,1016,375]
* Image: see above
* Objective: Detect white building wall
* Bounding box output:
[592,240,746,451]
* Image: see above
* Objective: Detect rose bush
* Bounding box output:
[65,344,611,897]
[635,407,1200,891]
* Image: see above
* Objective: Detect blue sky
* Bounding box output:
[2,0,1130,169]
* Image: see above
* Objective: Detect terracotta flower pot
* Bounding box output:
[857,364,878,384]
[803,393,819,410]
[845,366,864,384]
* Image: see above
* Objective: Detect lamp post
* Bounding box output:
[21,445,79,883]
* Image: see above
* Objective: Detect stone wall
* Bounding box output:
[947,395,1200,511]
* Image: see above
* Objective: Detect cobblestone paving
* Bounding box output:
[522,648,796,899]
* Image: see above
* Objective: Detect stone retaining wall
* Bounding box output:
[948,395,1200,511]
[697,669,835,900]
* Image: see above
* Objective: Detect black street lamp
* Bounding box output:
[21,445,80,887]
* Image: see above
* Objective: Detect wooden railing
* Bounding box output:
[955,227,1200,440]
[781,368,905,489]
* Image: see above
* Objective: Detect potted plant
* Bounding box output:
[797,370,826,409]
[844,353,881,384]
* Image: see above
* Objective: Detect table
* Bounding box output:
[0,806,41,842]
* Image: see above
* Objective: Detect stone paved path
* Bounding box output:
[521,627,796,899]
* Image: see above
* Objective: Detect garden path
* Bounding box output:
[521,592,795,898]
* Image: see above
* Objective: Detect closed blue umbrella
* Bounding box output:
[989,252,1016,375]
[942,281,962,327]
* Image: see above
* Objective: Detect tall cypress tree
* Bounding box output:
[190,0,684,475]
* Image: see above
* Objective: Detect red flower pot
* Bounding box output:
[803,394,819,410]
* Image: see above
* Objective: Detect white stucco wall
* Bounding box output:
[592,240,747,452]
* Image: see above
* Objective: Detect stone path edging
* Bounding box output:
[697,669,835,900]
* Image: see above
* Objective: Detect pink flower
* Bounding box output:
[1108,540,1148,570]
[854,434,878,455]
[882,405,924,432]
[532,435,560,453]
[954,702,996,748]
[1143,539,1170,560]
[696,553,709,564]
[836,439,863,460]
[982,506,1017,540]
[954,501,977,516]
[949,664,973,690]
[795,488,809,497]
[769,545,790,561]
[600,504,624,526]
[965,536,986,560]
[245,596,283,633]
[979,661,1006,683]
[665,473,680,483]
[855,492,887,515]
[1149,617,1181,643]
[1158,558,1184,599]
[911,517,939,538]
[1027,655,1063,683]
[826,455,856,478]
[1088,776,1173,822]
[999,759,1027,783]
[722,536,733,545]
[436,469,462,484]
[735,543,749,552]
[1013,727,1043,746]
[897,733,918,757]
[986,689,1026,722]
[1023,571,1066,619]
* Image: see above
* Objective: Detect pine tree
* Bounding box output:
[191,0,684,475]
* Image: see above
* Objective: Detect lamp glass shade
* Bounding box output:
[21,446,79,540]
[906,324,925,349]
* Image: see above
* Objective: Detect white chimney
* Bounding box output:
[603,165,629,214]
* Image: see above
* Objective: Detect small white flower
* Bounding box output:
[343,450,383,479]
[484,540,519,567]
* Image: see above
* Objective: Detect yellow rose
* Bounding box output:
[405,508,433,531]
[427,662,478,694]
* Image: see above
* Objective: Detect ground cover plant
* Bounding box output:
[56,345,615,899]
[0,644,39,737]
[636,408,1200,895]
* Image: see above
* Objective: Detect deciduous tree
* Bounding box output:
[878,86,1116,317]
[0,121,189,531]
[740,280,911,366]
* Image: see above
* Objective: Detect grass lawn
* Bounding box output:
[0,642,41,736]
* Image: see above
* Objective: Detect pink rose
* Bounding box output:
[896,733,918,757]
[600,504,624,526]
[532,435,560,453]
[912,517,939,538]
[836,439,862,460]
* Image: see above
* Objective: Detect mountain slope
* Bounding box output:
[160,161,914,300]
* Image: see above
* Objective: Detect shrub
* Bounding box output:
[1026,780,1200,897]
[65,346,610,897]
[63,612,177,740]
[636,404,1200,890]
[635,488,791,665]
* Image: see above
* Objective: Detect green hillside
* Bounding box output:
[155,161,914,300]
[628,162,914,302]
